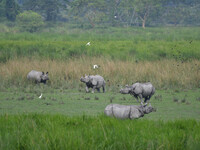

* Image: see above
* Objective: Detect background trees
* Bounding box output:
[23,0,63,21]
[0,0,199,30]
[2,0,20,21]
[16,11,44,32]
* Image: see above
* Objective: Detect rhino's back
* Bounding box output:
[105,104,130,119]
[27,70,42,81]
[141,82,155,96]
[95,75,106,84]
[93,75,104,81]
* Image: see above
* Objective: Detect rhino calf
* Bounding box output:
[104,104,156,120]
[80,74,106,93]
[120,82,155,106]
[27,70,49,84]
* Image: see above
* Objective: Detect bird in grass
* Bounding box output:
[93,64,99,69]
[86,42,91,46]
[39,93,42,99]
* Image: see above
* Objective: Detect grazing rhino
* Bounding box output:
[104,103,156,120]
[27,70,49,84]
[120,82,155,106]
[80,75,106,93]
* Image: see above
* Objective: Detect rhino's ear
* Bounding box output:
[46,72,48,75]
[42,72,44,75]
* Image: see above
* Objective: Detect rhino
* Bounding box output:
[27,70,49,84]
[104,103,156,120]
[80,74,106,93]
[120,82,155,106]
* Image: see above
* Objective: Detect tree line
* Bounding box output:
[0,0,200,29]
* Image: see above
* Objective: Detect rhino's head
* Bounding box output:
[120,85,132,94]
[80,75,90,83]
[40,72,49,83]
[143,104,156,114]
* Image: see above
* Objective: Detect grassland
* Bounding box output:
[0,26,199,88]
[0,87,200,149]
[0,114,200,150]
[0,87,200,120]
[0,26,200,149]
[0,26,200,62]
[0,58,199,89]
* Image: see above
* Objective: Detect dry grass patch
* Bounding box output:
[0,57,199,89]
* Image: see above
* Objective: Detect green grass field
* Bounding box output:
[0,87,200,120]
[0,26,200,149]
[0,27,200,62]
[0,87,200,150]
[1,114,200,150]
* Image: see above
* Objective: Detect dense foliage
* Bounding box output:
[0,0,200,29]
[16,11,44,32]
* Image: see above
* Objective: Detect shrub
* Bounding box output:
[16,11,44,32]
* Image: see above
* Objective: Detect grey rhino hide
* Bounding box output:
[120,82,155,105]
[80,75,90,83]
[104,104,156,120]
[120,85,132,94]
[80,75,94,92]
[27,70,49,84]
[130,82,155,105]
[80,75,106,93]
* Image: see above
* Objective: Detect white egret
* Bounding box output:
[39,93,42,99]
[93,65,99,69]
[86,42,91,46]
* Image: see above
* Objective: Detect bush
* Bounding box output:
[16,11,44,32]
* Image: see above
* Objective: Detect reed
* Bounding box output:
[0,57,199,89]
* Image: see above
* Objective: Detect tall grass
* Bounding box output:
[0,57,199,89]
[0,39,199,62]
[0,27,200,62]
[0,114,200,150]
[1,25,200,41]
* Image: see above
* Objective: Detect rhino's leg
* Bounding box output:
[134,96,140,103]
[138,94,144,105]
[85,86,89,93]
[144,97,148,106]
[102,85,105,93]
[92,86,97,93]
[97,88,100,92]
[144,95,151,106]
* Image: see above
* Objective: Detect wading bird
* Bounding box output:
[93,65,99,69]
[86,42,91,46]
[39,93,42,99]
